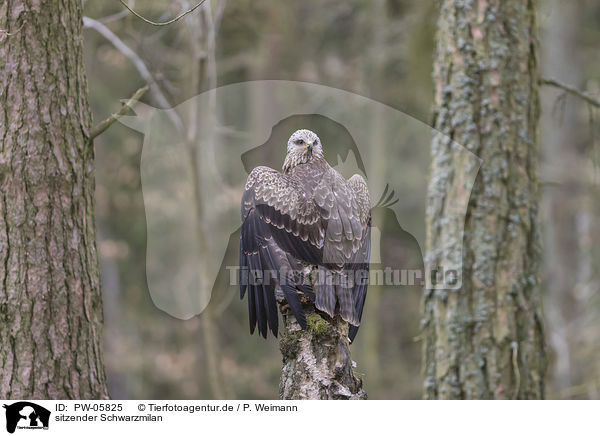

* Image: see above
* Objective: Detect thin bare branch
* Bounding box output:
[83,17,158,100]
[118,0,207,26]
[540,77,600,108]
[83,16,183,132]
[213,0,227,35]
[88,84,149,147]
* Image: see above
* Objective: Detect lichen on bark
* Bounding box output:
[278,296,366,400]
[422,0,547,399]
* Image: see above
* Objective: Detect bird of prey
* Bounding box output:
[239,129,371,342]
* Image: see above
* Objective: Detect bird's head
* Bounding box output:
[283,129,323,172]
[287,129,322,155]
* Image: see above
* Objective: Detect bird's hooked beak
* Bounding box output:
[305,142,313,153]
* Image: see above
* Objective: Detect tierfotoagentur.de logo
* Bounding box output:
[2,402,50,434]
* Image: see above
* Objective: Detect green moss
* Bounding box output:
[306,313,329,336]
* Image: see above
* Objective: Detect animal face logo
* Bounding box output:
[118,80,480,320]
[3,402,50,434]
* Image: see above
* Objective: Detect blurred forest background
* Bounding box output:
[82,0,600,399]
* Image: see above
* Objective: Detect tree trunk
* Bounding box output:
[422,0,547,399]
[0,1,109,398]
[278,297,366,400]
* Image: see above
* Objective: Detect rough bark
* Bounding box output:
[0,1,109,398]
[278,296,366,400]
[422,0,547,399]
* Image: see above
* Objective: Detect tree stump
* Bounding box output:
[277,295,367,400]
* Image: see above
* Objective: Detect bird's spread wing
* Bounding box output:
[344,173,371,342]
[240,165,371,339]
[317,171,370,267]
[240,166,323,336]
[313,172,371,339]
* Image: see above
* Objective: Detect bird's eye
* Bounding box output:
[295,139,304,145]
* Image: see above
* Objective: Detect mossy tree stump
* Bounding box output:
[277,295,367,400]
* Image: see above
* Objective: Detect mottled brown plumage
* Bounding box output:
[240,129,371,341]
